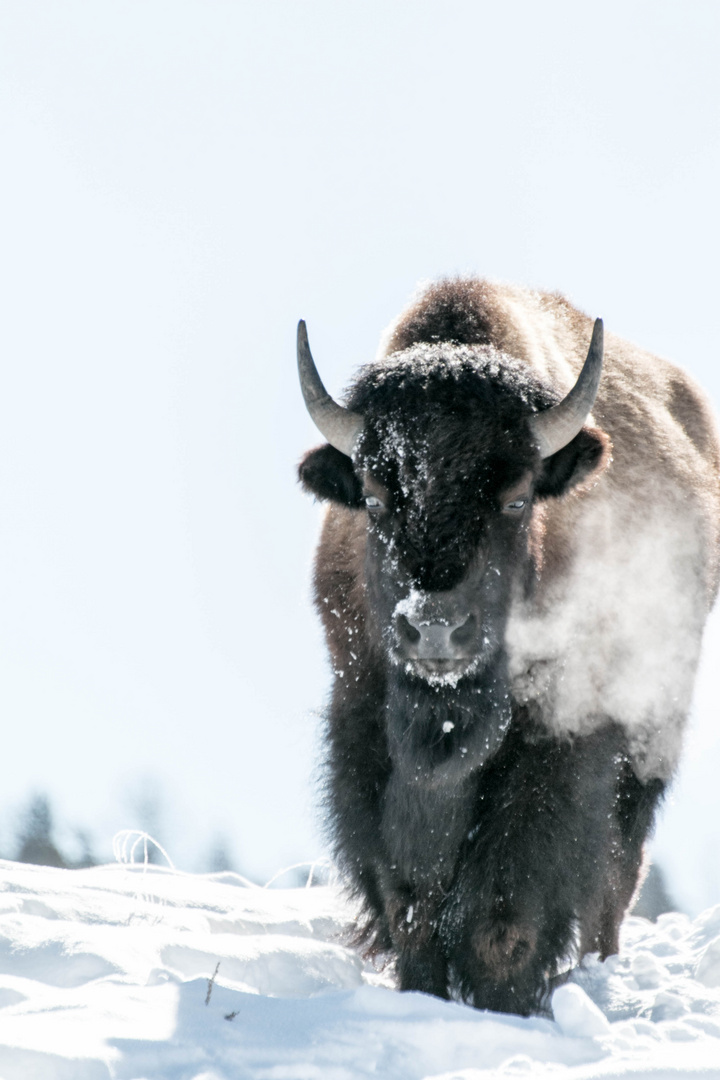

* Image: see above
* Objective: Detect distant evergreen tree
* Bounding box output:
[631,863,677,920]
[15,795,67,868]
[12,795,99,869]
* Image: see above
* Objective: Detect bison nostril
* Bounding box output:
[396,614,421,645]
[450,615,476,647]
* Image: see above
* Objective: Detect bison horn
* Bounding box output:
[529,318,604,458]
[297,320,364,457]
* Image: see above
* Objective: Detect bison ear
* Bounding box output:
[298,444,364,507]
[535,425,612,499]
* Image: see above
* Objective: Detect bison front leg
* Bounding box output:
[587,768,666,959]
[439,722,630,1015]
[382,889,450,999]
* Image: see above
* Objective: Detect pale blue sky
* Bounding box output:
[0,1,719,906]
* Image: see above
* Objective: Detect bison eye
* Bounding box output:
[365,495,385,511]
[503,498,528,513]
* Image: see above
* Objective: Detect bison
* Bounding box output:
[296,278,720,1015]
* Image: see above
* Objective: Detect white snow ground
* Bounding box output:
[0,857,719,1079]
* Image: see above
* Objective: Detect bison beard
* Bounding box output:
[297,278,720,1015]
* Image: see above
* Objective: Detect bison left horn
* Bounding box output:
[529,318,604,458]
[297,320,364,457]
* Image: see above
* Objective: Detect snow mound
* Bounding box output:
[0,859,718,1078]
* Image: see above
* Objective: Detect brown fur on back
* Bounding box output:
[385,278,496,350]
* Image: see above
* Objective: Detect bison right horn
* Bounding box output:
[297,320,364,458]
[529,318,604,458]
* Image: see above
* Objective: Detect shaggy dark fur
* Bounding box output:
[297,281,668,1015]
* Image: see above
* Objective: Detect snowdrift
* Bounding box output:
[0,858,719,1079]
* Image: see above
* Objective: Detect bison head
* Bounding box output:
[298,320,608,776]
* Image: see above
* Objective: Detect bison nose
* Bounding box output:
[395,614,476,660]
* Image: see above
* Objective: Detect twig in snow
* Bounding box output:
[205,961,220,1006]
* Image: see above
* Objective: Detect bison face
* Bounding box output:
[358,437,537,689]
